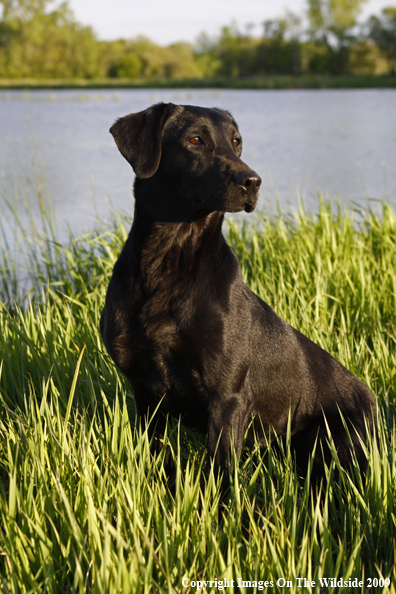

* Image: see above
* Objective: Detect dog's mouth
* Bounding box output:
[193,190,258,215]
[225,201,257,214]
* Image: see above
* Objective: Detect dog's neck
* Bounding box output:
[128,201,230,289]
[131,200,224,245]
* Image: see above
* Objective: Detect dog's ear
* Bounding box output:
[110,102,177,179]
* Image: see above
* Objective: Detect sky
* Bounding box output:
[67,0,394,45]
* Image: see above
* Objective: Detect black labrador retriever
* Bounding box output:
[101,102,376,481]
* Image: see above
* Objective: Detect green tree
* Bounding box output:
[0,0,102,78]
[257,12,302,74]
[212,23,245,77]
[198,23,261,77]
[307,0,367,38]
[367,7,396,74]
[106,37,205,80]
[306,0,368,72]
[108,52,143,78]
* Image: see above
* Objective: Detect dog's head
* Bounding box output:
[110,102,261,219]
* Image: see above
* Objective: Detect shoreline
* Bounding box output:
[1,74,396,90]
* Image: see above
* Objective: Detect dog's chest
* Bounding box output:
[132,308,210,429]
[130,287,215,397]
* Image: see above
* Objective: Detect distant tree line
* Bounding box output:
[0,0,395,79]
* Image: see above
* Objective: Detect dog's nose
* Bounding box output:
[235,171,262,193]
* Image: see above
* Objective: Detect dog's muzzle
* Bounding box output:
[234,170,262,212]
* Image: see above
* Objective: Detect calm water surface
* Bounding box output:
[1,88,395,241]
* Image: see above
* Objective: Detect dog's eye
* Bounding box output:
[189,137,202,145]
[233,138,241,148]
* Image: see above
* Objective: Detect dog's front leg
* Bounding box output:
[131,382,168,438]
[207,396,252,487]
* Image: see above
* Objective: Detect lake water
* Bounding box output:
[1,88,396,242]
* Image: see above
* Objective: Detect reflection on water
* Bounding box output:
[1,88,395,243]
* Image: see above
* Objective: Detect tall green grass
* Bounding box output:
[0,197,396,593]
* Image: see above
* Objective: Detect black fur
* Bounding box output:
[101,102,376,481]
